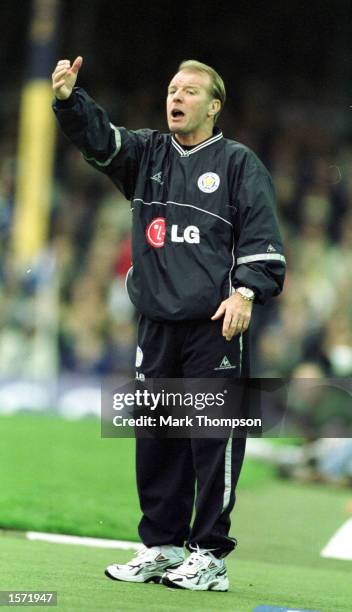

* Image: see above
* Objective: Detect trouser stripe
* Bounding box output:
[222,436,233,512]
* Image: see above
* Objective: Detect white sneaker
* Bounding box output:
[105,545,185,583]
[162,547,229,591]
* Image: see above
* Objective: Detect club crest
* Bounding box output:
[197,172,220,193]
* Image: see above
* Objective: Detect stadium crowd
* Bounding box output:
[0,84,351,383]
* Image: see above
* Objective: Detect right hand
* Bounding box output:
[52,56,83,100]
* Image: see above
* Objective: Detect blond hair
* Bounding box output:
[178,59,226,124]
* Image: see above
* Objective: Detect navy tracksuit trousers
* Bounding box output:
[135,315,248,558]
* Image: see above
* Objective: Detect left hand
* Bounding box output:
[211,293,253,341]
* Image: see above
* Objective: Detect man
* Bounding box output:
[52,57,286,591]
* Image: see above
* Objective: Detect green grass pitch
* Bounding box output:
[0,413,352,611]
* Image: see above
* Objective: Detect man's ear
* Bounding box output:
[208,98,221,118]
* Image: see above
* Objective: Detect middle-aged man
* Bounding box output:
[52,56,286,591]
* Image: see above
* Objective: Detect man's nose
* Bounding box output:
[173,89,184,102]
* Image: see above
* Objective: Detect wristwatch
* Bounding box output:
[235,287,255,302]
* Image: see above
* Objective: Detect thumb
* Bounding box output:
[70,55,83,75]
[211,303,226,320]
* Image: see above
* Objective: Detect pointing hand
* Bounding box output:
[52,56,83,100]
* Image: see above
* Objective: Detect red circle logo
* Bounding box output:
[146,217,166,248]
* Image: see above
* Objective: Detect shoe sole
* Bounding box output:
[162,576,228,591]
[104,569,162,584]
[104,560,184,584]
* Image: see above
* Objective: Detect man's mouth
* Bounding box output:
[171,109,185,118]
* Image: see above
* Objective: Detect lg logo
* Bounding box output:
[171,225,200,244]
[146,218,200,248]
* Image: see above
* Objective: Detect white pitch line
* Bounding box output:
[26,531,143,551]
[320,518,352,561]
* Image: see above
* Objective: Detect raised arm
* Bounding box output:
[51,58,153,199]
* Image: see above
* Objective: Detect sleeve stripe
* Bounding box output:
[237,253,286,264]
[82,124,121,167]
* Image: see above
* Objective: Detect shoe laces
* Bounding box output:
[180,545,216,574]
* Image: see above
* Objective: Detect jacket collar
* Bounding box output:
[171,128,223,157]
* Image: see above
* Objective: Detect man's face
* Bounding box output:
[166,70,216,135]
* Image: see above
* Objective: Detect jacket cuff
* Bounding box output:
[52,90,78,109]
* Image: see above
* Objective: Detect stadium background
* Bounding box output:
[1,1,352,611]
